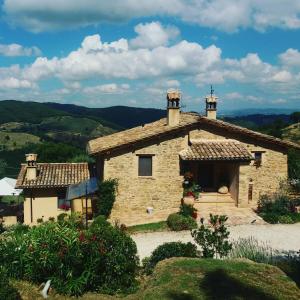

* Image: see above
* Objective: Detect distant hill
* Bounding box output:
[282,123,300,144]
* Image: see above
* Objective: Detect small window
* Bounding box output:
[138,156,153,176]
[253,152,262,166]
[57,190,70,210]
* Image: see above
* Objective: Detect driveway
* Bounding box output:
[131,223,300,260]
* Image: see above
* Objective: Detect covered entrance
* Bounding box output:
[180,140,252,205]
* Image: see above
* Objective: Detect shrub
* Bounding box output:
[167,213,197,231]
[258,193,295,215]
[143,242,197,274]
[0,216,139,296]
[0,222,5,234]
[191,214,232,258]
[179,204,197,217]
[261,212,279,224]
[278,215,294,224]
[229,237,276,264]
[0,268,20,300]
[95,179,118,218]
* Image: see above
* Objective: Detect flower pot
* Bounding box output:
[183,196,195,206]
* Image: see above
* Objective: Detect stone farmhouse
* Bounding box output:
[87,90,300,225]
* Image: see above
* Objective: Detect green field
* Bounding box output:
[0,131,40,151]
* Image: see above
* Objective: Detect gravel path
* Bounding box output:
[131,223,300,259]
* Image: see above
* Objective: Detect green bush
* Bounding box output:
[143,242,197,274]
[167,213,197,231]
[191,214,232,258]
[0,215,139,296]
[258,193,295,215]
[96,179,118,218]
[278,215,294,224]
[261,212,279,224]
[179,203,197,217]
[0,268,20,300]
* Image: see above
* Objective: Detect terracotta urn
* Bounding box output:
[183,196,195,206]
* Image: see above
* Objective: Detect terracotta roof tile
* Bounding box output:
[180,140,252,161]
[87,112,300,155]
[15,163,90,189]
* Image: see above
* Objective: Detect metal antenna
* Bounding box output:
[210,85,214,96]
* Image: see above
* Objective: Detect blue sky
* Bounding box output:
[0,0,300,112]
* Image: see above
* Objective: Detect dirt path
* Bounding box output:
[131,223,300,259]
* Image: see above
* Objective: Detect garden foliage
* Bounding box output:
[257,193,300,224]
[143,242,197,274]
[167,213,197,231]
[0,215,138,296]
[192,214,232,258]
[96,179,118,218]
[0,267,20,300]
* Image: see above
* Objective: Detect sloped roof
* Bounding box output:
[87,112,300,155]
[180,140,252,161]
[16,163,90,189]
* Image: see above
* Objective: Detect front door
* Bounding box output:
[198,163,214,191]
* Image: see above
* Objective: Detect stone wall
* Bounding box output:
[98,125,288,225]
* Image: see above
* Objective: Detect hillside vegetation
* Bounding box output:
[282,123,300,144]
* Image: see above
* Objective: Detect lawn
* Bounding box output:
[127,221,168,233]
[10,258,300,299]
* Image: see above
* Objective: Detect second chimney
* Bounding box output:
[25,153,37,181]
[167,90,181,126]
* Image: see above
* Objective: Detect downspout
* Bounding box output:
[30,189,33,223]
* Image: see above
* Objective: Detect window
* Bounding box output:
[138,155,153,176]
[57,190,71,210]
[253,152,262,166]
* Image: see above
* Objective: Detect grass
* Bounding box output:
[127,221,168,233]
[10,258,300,299]
[134,258,300,300]
[0,131,40,150]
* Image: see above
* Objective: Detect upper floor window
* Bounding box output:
[138,155,153,176]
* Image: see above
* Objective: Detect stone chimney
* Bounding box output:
[25,153,37,181]
[167,89,181,126]
[205,86,218,119]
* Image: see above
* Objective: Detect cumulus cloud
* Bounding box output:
[0,43,41,56]
[22,34,221,81]
[279,48,300,67]
[83,83,130,94]
[3,0,300,32]
[0,77,35,89]
[130,22,179,49]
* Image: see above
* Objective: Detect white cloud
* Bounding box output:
[83,83,130,94]
[4,0,300,32]
[130,22,179,49]
[0,43,41,56]
[0,77,35,89]
[279,48,300,67]
[23,34,221,81]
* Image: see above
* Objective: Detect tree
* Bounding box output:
[290,112,300,124]
[0,159,7,178]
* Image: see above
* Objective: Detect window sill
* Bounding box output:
[138,176,155,180]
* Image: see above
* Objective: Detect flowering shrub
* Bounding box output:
[191,214,232,258]
[0,215,138,296]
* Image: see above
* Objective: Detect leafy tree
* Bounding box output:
[95,179,118,218]
[191,214,232,258]
[290,112,300,124]
[0,159,7,178]
[288,149,300,180]
[69,154,95,163]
